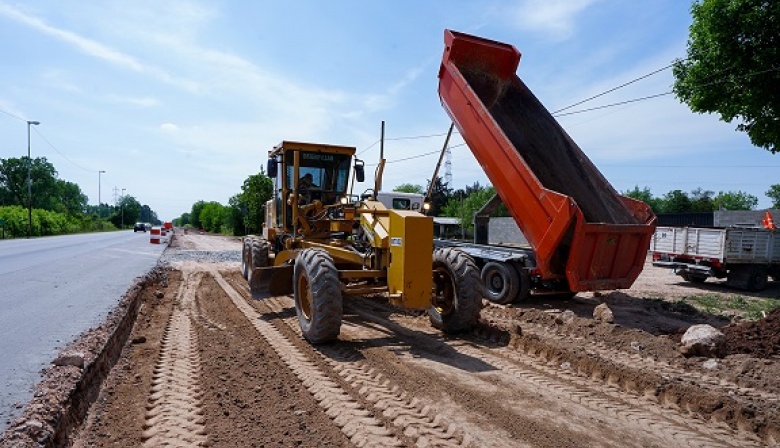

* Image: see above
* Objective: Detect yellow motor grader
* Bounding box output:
[242,140,483,343]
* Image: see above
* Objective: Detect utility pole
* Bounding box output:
[98,170,105,217]
[121,188,126,229]
[26,120,40,238]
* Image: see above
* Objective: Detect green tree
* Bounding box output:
[673,0,780,153]
[238,172,273,233]
[0,157,59,209]
[109,195,141,228]
[393,183,424,194]
[190,200,206,229]
[660,190,692,213]
[623,186,662,213]
[689,187,715,212]
[442,186,496,231]
[767,184,780,208]
[713,190,758,210]
[424,176,451,217]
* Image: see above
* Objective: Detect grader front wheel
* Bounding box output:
[429,248,483,333]
[293,249,343,344]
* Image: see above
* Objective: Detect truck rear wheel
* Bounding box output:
[482,262,520,304]
[429,248,482,333]
[748,267,769,292]
[293,249,342,344]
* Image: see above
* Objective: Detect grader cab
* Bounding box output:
[242,141,482,344]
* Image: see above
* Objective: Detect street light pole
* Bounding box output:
[121,188,126,229]
[26,120,40,239]
[98,171,106,217]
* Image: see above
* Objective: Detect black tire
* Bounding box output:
[293,249,342,344]
[241,238,251,279]
[246,238,270,284]
[514,265,532,302]
[748,267,769,292]
[482,262,520,304]
[680,272,707,283]
[429,248,482,333]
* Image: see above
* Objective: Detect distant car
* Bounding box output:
[133,222,147,232]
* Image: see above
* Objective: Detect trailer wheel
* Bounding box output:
[680,272,707,283]
[748,267,768,292]
[482,262,520,304]
[429,248,482,333]
[293,249,342,344]
[247,238,270,284]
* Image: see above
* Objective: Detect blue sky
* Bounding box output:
[1,0,777,221]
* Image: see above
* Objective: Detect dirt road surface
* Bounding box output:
[2,232,778,447]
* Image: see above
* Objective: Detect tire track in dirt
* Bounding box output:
[258,295,470,448]
[141,270,208,447]
[345,301,762,448]
[210,271,404,448]
[482,304,780,406]
[480,305,779,444]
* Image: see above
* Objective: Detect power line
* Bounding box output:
[0,108,26,122]
[357,139,380,156]
[551,63,674,114]
[553,92,673,117]
[366,143,466,167]
[32,127,96,173]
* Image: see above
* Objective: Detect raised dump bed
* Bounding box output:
[438,30,656,291]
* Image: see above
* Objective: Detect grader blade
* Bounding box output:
[250,265,294,299]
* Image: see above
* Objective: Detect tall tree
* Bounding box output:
[689,187,715,212]
[0,157,58,209]
[110,195,142,228]
[767,184,780,209]
[661,190,692,213]
[424,176,451,217]
[190,200,206,229]
[713,190,758,210]
[237,172,273,234]
[673,0,780,153]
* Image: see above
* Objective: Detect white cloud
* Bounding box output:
[104,94,159,107]
[0,2,200,92]
[506,0,601,40]
[160,123,180,132]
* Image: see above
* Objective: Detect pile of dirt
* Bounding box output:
[722,308,780,358]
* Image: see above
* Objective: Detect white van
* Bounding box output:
[376,191,424,211]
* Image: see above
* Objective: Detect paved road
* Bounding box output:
[0,231,166,430]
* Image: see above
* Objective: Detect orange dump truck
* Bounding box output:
[437,30,655,299]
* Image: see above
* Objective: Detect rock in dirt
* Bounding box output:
[593,303,614,323]
[52,352,85,368]
[680,324,725,358]
[154,290,164,299]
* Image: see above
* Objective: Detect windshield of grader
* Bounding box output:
[285,151,351,205]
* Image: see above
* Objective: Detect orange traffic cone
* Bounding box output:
[763,211,776,230]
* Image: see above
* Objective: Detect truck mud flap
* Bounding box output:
[250,264,294,299]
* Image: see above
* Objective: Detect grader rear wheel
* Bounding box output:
[429,248,482,333]
[293,249,342,344]
[241,239,251,279]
